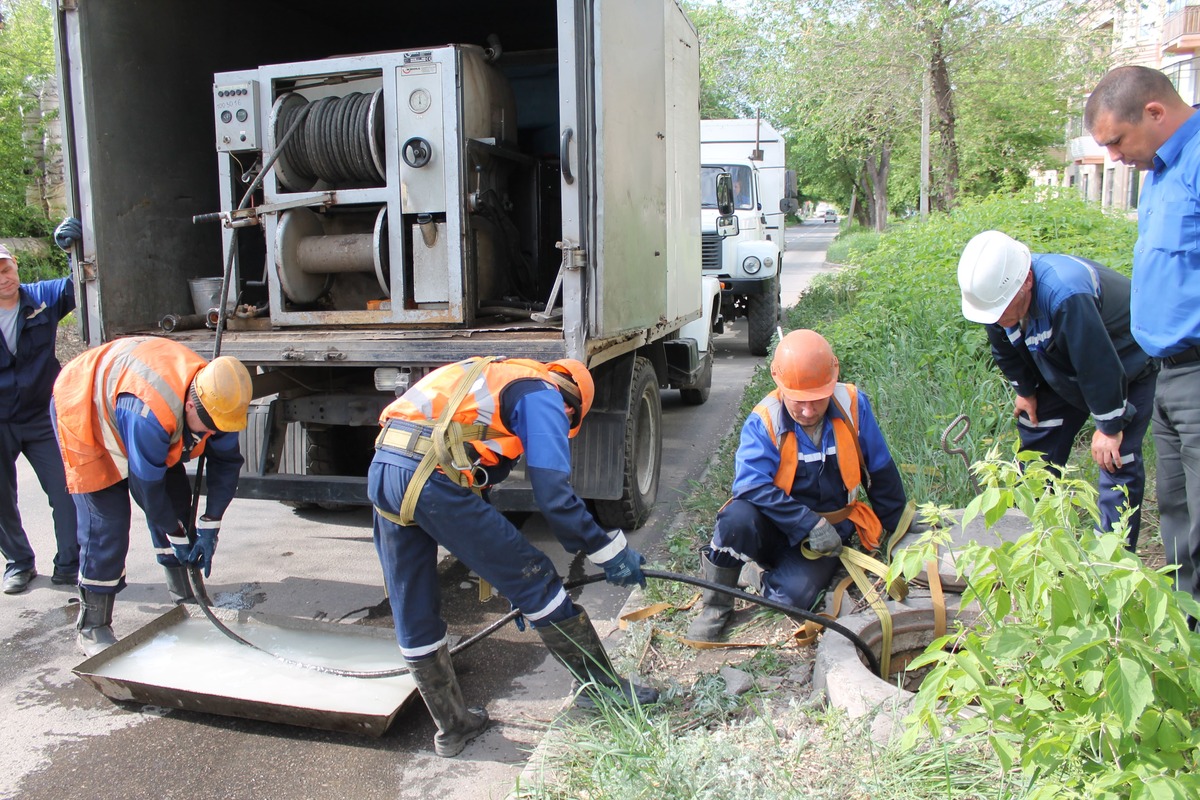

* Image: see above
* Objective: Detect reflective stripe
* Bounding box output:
[587,530,627,564]
[165,530,189,547]
[1026,329,1052,348]
[79,570,125,588]
[1093,405,1126,422]
[1119,452,1137,466]
[1016,416,1064,429]
[524,586,569,622]
[400,633,451,660]
[712,544,754,563]
[800,447,837,463]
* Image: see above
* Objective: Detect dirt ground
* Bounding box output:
[56,320,88,364]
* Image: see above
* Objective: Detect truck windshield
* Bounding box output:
[701,165,754,210]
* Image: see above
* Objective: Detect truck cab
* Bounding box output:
[699,120,786,356]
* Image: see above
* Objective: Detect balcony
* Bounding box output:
[1163,6,1200,55]
[1069,135,1104,163]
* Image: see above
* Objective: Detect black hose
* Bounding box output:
[185,567,882,679]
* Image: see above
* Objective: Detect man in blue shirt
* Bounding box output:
[958,231,1156,547]
[0,239,79,594]
[1086,66,1200,613]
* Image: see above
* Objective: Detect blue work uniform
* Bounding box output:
[985,254,1156,546]
[66,395,243,594]
[707,387,907,611]
[370,379,614,659]
[1134,109,1200,607]
[0,278,78,582]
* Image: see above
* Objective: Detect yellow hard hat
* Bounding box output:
[193,356,253,432]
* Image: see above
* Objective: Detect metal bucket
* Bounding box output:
[188,277,234,316]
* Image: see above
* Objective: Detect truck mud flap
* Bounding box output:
[569,352,635,501]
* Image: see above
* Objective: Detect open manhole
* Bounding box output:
[813,597,977,722]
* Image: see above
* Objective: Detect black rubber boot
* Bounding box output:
[686,548,741,642]
[163,565,196,605]
[536,608,659,708]
[76,588,118,657]
[405,644,489,758]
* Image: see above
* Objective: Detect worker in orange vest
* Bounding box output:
[51,337,253,655]
[688,330,912,641]
[370,356,656,758]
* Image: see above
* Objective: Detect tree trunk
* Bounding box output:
[864,144,890,233]
[928,7,958,210]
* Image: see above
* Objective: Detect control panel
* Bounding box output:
[213,81,260,152]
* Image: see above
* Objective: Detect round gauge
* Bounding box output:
[220,110,233,124]
[409,88,431,114]
[236,109,248,122]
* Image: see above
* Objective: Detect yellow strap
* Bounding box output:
[397,357,497,525]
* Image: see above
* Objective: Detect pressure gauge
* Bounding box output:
[408,88,431,114]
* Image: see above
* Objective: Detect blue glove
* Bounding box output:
[589,530,647,588]
[190,517,220,578]
[166,524,194,566]
[54,217,82,251]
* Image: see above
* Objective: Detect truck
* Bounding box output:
[700,118,797,356]
[51,0,720,530]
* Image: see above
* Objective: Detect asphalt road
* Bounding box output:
[0,220,837,800]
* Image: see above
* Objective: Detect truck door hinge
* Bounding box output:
[555,240,587,271]
[78,258,97,282]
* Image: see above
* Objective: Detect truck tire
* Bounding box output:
[679,349,712,406]
[747,273,781,356]
[594,356,662,530]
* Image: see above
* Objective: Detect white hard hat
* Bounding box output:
[957,230,1032,324]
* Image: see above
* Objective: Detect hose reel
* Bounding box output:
[275,206,390,303]
[270,90,386,192]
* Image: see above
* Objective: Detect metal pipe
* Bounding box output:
[160,313,207,333]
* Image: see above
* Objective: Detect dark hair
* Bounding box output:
[1085,65,1182,130]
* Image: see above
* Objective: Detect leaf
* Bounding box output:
[1103,657,1153,728]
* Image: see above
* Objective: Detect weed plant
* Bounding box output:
[892,454,1200,798]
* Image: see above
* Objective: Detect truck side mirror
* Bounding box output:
[714,171,739,237]
[779,198,799,214]
[715,171,734,216]
[784,169,798,199]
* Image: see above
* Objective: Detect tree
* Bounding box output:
[0,0,57,237]
[687,0,1105,223]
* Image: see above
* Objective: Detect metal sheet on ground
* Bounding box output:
[72,605,417,737]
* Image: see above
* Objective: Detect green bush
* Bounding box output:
[824,226,883,265]
[893,455,1200,799]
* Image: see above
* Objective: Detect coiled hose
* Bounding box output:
[185,567,881,679]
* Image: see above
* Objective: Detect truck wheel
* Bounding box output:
[747,274,781,356]
[679,349,712,406]
[594,357,662,530]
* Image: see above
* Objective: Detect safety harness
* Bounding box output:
[373,356,585,528]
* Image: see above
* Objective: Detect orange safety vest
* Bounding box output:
[752,383,884,552]
[53,337,211,494]
[379,357,562,468]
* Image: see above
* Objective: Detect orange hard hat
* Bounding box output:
[770,330,839,401]
[547,358,594,437]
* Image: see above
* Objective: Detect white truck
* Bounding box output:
[700,118,797,356]
[52,0,719,529]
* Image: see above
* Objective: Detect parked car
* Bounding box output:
[823,209,838,223]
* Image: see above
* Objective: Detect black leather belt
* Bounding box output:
[1163,345,1200,369]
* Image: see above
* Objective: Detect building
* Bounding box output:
[1065,0,1200,212]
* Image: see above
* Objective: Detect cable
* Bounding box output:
[184,567,882,679]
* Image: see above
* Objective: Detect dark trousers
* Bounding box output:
[74,464,193,594]
[1152,361,1200,608]
[0,416,78,578]
[709,498,846,612]
[1016,376,1155,548]
[369,456,576,659]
